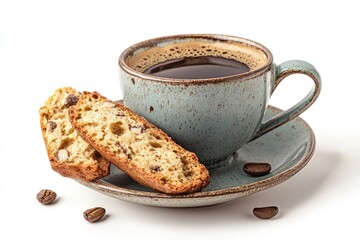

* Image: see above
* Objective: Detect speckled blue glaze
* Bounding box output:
[118,34,321,166]
[77,106,316,207]
[121,72,270,164]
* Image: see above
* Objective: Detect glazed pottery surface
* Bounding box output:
[119,34,321,166]
[77,106,315,208]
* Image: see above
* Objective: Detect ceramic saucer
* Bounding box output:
[76,105,315,207]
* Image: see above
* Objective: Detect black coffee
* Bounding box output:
[143,56,250,79]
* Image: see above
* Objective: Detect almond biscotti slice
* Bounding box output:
[68,91,210,194]
[39,87,110,181]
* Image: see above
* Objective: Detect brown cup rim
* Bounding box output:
[119,34,273,84]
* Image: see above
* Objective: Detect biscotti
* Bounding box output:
[39,87,110,181]
[68,91,210,194]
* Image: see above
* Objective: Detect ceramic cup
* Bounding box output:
[118,34,321,167]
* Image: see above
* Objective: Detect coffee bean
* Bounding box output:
[36,189,57,205]
[243,162,271,176]
[83,207,106,223]
[253,206,279,219]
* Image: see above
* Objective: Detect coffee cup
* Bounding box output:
[118,34,321,167]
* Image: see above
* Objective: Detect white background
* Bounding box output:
[1,0,359,239]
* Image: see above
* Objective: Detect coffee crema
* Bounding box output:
[126,40,268,78]
[143,56,250,79]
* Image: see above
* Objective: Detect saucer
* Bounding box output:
[76,105,315,207]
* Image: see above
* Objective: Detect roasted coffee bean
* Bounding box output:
[36,189,57,205]
[253,206,279,219]
[83,207,106,223]
[243,162,271,176]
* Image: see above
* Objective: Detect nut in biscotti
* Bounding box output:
[39,87,110,181]
[57,149,69,161]
[68,91,210,194]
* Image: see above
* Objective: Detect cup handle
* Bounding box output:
[250,60,322,141]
